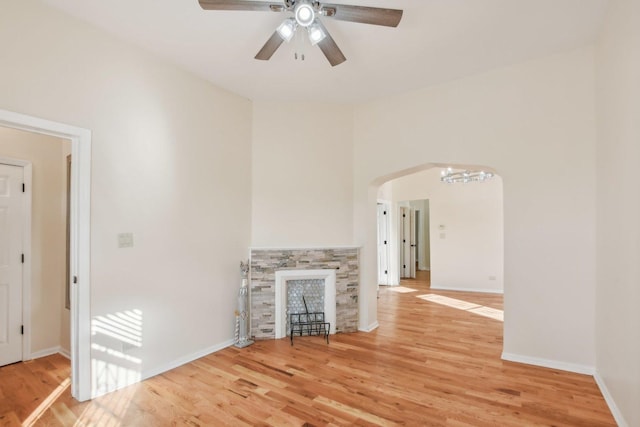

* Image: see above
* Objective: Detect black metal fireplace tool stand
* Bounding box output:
[289,296,330,345]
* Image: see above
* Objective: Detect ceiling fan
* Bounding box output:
[198,0,403,66]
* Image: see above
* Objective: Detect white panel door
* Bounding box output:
[400,207,411,278]
[0,163,23,366]
[377,204,389,285]
[409,208,417,278]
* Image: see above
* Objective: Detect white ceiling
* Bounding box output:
[41,0,609,103]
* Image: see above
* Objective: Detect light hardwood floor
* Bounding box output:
[1,271,615,426]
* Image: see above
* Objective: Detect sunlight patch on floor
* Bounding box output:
[417,294,480,310]
[22,377,71,426]
[468,306,504,321]
[416,294,503,321]
[383,286,418,293]
[75,381,139,426]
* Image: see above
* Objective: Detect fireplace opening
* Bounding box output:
[274,269,336,340]
[286,278,324,334]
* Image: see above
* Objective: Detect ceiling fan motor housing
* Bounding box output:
[294,1,316,27]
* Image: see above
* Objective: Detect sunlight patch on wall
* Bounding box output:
[417,294,503,321]
[91,309,143,395]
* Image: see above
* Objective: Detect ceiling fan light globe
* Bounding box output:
[295,3,315,27]
[308,21,326,45]
[277,18,296,42]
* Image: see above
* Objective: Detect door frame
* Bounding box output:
[376,202,390,286]
[413,209,420,275]
[399,206,410,278]
[409,208,416,278]
[0,109,92,401]
[0,158,32,363]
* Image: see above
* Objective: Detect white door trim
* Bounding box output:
[0,158,32,362]
[400,206,411,278]
[0,109,92,402]
[376,202,390,286]
[409,208,416,279]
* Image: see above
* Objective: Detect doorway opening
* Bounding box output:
[0,131,71,369]
[375,163,503,294]
[0,109,91,401]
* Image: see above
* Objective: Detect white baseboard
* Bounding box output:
[59,348,71,359]
[430,285,504,294]
[29,346,70,360]
[594,370,629,427]
[503,353,628,425]
[358,321,379,333]
[501,352,594,375]
[91,338,237,399]
[141,338,236,381]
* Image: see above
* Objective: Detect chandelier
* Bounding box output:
[440,167,494,184]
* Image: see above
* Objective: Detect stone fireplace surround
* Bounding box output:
[250,247,359,340]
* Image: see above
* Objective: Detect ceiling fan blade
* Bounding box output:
[321,4,403,27]
[198,0,282,12]
[315,21,346,67]
[255,31,285,60]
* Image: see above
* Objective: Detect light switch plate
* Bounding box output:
[118,232,134,248]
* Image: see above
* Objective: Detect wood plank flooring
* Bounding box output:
[1,271,616,426]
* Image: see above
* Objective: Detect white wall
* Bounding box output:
[0,0,252,396]
[392,168,503,293]
[0,127,70,356]
[251,101,354,247]
[376,180,393,202]
[595,1,640,425]
[354,47,597,368]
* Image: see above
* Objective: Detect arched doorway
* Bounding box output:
[358,162,504,336]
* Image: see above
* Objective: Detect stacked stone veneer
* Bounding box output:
[250,248,359,340]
